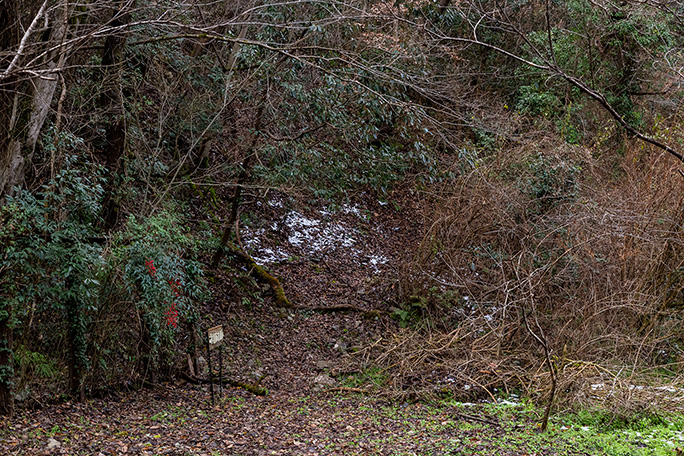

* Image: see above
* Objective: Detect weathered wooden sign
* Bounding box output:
[208,325,224,349]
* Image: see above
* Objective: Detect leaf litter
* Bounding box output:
[2,193,682,455]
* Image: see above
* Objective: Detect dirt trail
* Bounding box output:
[208,193,424,397]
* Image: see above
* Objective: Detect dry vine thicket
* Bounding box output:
[367,133,684,411]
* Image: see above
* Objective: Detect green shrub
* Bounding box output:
[0,157,208,396]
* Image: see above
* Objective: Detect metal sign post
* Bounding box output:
[207,325,224,404]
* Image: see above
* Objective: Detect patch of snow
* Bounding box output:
[655,386,677,393]
[283,211,355,253]
[342,204,363,217]
[251,247,290,264]
[361,253,390,272]
[244,205,392,269]
[368,254,389,265]
[287,211,320,228]
[484,307,499,322]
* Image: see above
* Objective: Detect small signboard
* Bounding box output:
[208,325,224,350]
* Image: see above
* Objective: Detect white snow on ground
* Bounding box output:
[342,204,363,217]
[249,245,290,264]
[245,204,389,271]
[584,380,684,413]
[367,254,390,266]
[284,211,355,250]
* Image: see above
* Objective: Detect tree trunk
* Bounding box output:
[0,0,21,203]
[100,2,132,231]
[67,298,82,401]
[140,319,157,387]
[0,0,71,415]
[0,0,19,416]
[0,0,71,200]
[212,104,264,268]
[0,139,23,203]
[0,314,13,417]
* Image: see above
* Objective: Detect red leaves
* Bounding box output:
[165,302,179,328]
[145,259,156,278]
[146,259,181,327]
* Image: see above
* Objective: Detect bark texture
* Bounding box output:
[0,0,70,200]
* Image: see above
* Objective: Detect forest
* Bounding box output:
[2,0,684,454]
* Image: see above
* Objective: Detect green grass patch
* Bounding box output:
[338,366,388,389]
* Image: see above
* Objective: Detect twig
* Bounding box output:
[323,387,369,394]
[522,309,557,432]
[2,0,49,79]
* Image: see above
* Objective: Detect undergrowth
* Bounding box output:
[376,128,684,420]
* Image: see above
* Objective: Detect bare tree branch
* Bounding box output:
[1,0,49,78]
